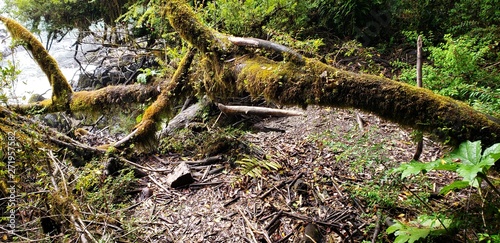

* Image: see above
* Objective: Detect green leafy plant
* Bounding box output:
[136,68,159,84]
[392,140,500,242]
[395,140,500,195]
[396,34,500,116]
[386,214,452,243]
[0,58,21,105]
[478,233,500,243]
[202,0,314,38]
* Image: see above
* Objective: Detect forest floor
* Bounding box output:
[123,105,477,242]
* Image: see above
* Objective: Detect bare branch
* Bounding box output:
[217,103,304,117]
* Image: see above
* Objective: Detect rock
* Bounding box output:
[302,223,322,243]
[166,162,195,188]
[40,113,72,133]
[28,94,46,103]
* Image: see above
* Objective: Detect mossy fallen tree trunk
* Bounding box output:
[161,0,500,147]
[230,56,499,146]
[2,2,500,152]
[10,84,160,115]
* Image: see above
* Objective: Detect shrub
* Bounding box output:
[397,34,500,116]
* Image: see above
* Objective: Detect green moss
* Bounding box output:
[69,84,160,114]
[234,56,500,146]
[131,48,196,151]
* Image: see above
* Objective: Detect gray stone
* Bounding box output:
[166,162,195,188]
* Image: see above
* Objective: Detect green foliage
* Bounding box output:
[479,233,500,243]
[397,34,500,116]
[396,141,500,192]
[236,156,281,179]
[386,214,452,243]
[203,0,308,38]
[447,0,500,35]
[4,0,131,48]
[264,27,324,56]
[393,141,500,241]
[75,160,136,208]
[0,57,21,105]
[310,0,385,37]
[136,68,158,84]
[118,0,173,41]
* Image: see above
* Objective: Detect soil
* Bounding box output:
[127,105,457,242]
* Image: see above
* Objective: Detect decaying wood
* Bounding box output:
[129,47,197,148]
[217,103,304,117]
[160,97,211,138]
[355,112,365,132]
[2,0,500,155]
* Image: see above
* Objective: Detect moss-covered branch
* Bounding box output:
[161,0,499,147]
[230,56,500,146]
[163,1,225,56]
[128,47,197,149]
[0,16,73,109]
[11,84,160,115]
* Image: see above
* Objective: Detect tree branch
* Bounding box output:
[228,36,303,61]
[216,103,304,117]
[0,16,73,109]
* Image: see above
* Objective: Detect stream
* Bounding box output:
[1,0,97,104]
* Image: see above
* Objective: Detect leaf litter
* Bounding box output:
[127,105,476,242]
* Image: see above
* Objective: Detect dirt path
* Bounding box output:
[132,106,448,242]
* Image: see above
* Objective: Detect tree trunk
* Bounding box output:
[413,35,424,161]
[161,0,500,147]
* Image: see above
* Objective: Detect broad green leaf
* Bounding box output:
[456,164,483,187]
[405,228,432,243]
[446,140,496,188]
[387,215,451,243]
[386,223,402,234]
[450,140,481,165]
[396,161,435,179]
[482,143,500,168]
[388,222,431,243]
[440,180,470,194]
[431,158,459,171]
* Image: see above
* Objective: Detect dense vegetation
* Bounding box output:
[4,0,499,115]
[1,0,499,242]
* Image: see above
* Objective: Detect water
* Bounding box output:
[1,30,82,102]
[0,0,93,103]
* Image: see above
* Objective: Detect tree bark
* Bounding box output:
[413,35,424,161]
[0,16,73,110]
